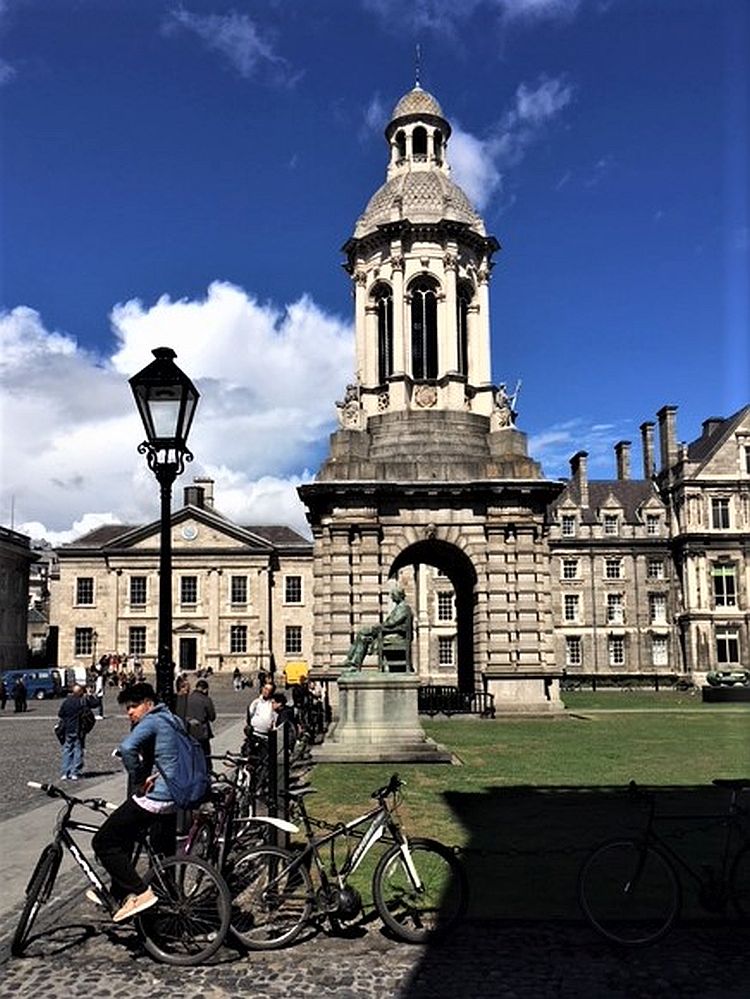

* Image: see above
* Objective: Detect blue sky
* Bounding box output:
[0,0,748,540]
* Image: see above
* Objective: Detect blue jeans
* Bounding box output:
[61,733,83,777]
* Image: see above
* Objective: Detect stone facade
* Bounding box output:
[50,481,313,678]
[0,527,37,668]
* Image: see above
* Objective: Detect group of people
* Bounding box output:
[97,653,146,690]
[0,676,28,712]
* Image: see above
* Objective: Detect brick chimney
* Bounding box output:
[640,421,655,478]
[657,406,678,473]
[615,440,631,481]
[192,477,215,508]
[570,451,589,508]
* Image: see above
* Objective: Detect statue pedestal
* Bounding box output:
[313,672,453,763]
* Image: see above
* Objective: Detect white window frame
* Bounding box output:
[563,593,580,623]
[180,575,198,606]
[606,593,624,624]
[128,626,147,657]
[230,624,248,654]
[647,558,665,580]
[711,497,730,530]
[716,627,740,665]
[284,575,303,605]
[436,591,455,622]
[561,515,576,538]
[230,575,248,606]
[651,635,669,667]
[605,558,622,580]
[562,558,578,580]
[713,564,737,608]
[565,636,582,667]
[75,577,95,606]
[646,514,660,536]
[74,627,94,657]
[438,635,455,666]
[608,635,625,667]
[130,575,147,607]
[603,514,619,536]
[285,625,303,656]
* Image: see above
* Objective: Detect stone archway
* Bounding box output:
[390,539,477,693]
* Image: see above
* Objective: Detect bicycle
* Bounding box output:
[578,778,750,946]
[12,781,232,966]
[182,753,298,872]
[228,773,468,949]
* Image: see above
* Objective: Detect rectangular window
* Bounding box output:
[74,627,94,657]
[652,635,669,667]
[76,577,94,605]
[562,558,578,580]
[649,593,667,624]
[130,576,147,606]
[285,625,302,656]
[565,636,582,667]
[647,558,665,580]
[284,576,303,604]
[438,636,454,666]
[711,498,730,530]
[745,446,750,475]
[716,627,740,665]
[128,626,146,656]
[605,558,622,580]
[646,514,660,536]
[561,515,576,538]
[606,593,624,624]
[437,592,454,621]
[603,514,619,536]
[713,564,737,608]
[230,625,247,654]
[563,594,580,622]
[180,576,198,605]
[608,635,625,667]
[230,575,248,605]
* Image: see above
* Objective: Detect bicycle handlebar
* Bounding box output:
[27,780,118,812]
[371,773,405,801]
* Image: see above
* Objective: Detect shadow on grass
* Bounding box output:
[401,783,749,998]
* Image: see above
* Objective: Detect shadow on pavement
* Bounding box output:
[401,783,750,998]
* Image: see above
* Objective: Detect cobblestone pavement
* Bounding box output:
[0,678,250,821]
[1,892,748,999]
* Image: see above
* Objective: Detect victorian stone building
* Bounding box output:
[0,526,37,668]
[50,479,313,678]
[44,84,749,703]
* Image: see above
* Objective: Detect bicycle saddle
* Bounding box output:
[286,785,317,799]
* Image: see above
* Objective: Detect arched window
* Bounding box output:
[373,284,393,385]
[457,281,473,376]
[410,278,438,379]
[434,132,443,164]
[412,126,428,158]
[395,130,406,161]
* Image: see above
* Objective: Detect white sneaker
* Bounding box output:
[85,888,104,906]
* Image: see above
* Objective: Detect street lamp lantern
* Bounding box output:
[129,347,199,706]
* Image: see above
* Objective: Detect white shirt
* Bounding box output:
[248,697,275,735]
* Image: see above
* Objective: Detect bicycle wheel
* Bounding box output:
[229,846,312,950]
[372,838,468,943]
[11,843,62,956]
[730,841,750,917]
[138,855,231,966]
[578,839,681,946]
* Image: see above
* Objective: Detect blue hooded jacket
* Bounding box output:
[118,702,184,802]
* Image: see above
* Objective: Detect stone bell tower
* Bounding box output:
[300,83,564,712]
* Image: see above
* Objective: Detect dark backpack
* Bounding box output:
[156,713,209,809]
[79,707,96,738]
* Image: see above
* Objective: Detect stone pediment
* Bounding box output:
[106,506,274,554]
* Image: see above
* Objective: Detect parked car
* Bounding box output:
[0,668,63,700]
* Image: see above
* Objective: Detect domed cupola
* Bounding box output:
[341,82,501,428]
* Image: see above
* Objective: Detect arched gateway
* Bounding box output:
[300,83,564,712]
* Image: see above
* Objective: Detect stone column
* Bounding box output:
[442,252,459,373]
[353,269,367,380]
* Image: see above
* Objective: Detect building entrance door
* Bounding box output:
[179,637,197,672]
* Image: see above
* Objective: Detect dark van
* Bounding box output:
[0,669,63,700]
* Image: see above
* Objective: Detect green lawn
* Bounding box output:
[306,709,750,919]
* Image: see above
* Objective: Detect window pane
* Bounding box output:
[285,576,302,604]
[76,577,94,605]
[181,576,198,604]
[231,576,247,605]
[230,625,247,654]
[74,628,93,656]
[130,576,147,606]
[129,627,146,656]
[437,592,454,621]
[438,636,454,666]
[285,625,302,656]
[566,637,582,666]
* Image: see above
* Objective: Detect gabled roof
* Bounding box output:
[552,480,663,524]
[59,506,311,554]
[686,405,750,464]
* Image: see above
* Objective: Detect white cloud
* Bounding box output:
[529,417,633,478]
[0,58,15,86]
[0,284,353,542]
[165,7,294,84]
[363,0,588,34]
[450,75,574,211]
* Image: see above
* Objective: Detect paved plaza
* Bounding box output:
[1,684,748,997]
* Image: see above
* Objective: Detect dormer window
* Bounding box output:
[603,514,619,536]
[561,514,576,538]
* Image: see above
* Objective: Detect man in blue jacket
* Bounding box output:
[57,683,87,780]
[92,682,182,923]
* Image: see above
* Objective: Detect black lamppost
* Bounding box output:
[129,347,199,706]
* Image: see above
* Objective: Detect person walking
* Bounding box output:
[186,678,216,759]
[232,667,242,692]
[174,675,190,722]
[94,671,106,718]
[57,683,87,780]
[0,677,7,711]
[246,680,275,739]
[92,682,181,922]
[271,691,297,750]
